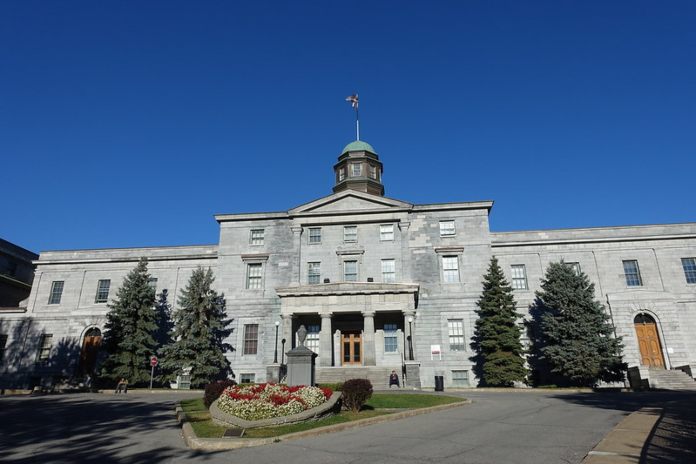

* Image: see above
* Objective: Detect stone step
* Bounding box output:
[316,367,402,388]
[648,368,696,391]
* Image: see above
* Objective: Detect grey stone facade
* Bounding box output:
[1,141,695,389]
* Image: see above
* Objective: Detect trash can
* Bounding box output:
[434,375,444,392]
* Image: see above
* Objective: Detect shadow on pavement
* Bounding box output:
[552,391,696,464]
[0,393,221,463]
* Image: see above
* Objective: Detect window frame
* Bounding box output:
[448,319,465,351]
[305,324,320,354]
[48,281,64,305]
[681,257,696,284]
[242,324,259,355]
[343,260,358,282]
[343,225,357,243]
[246,262,263,290]
[442,255,460,283]
[351,162,362,177]
[439,220,456,237]
[37,334,53,363]
[308,227,322,244]
[567,262,582,276]
[511,264,528,290]
[622,260,643,287]
[380,224,394,242]
[239,373,256,384]
[308,262,321,285]
[250,229,265,246]
[94,279,111,304]
[381,259,396,283]
[451,369,469,387]
[383,323,398,353]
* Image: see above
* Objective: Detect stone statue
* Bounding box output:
[296,324,307,347]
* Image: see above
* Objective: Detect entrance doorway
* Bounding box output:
[341,332,362,366]
[79,327,102,374]
[634,314,665,368]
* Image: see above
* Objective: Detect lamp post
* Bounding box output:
[408,316,414,361]
[273,320,280,364]
[281,338,286,365]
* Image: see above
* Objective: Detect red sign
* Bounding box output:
[150,356,158,367]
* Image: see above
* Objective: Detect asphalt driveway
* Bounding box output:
[0,390,690,464]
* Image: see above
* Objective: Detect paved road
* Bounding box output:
[0,390,690,464]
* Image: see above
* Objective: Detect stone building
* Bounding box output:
[0,239,38,308]
[1,140,695,389]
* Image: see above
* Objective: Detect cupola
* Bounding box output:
[333,140,384,196]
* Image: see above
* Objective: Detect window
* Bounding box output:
[239,373,255,384]
[448,319,465,351]
[682,258,696,284]
[623,260,643,287]
[567,262,582,276]
[351,163,362,177]
[442,256,459,283]
[369,164,377,179]
[380,224,394,241]
[243,324,259,355]
[511,264,528,290]
[37,334,53,362]
[305,325,320,354]
[384,323,397,353]
[250,229,265,245]
[308,262,321,285]
[344,260,358,281]
[308,227,321,244]
[246,263,263,289]
[381,259,396,283]
[0,334,7,365]
[338,167,345,182]
[344,225,357,243]
[48,281,64,305]
[95,279,111,303]
[439,220,456,237]
[148,277,158,292]
[452,370,469,387]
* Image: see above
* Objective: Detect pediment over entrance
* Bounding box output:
[276,282,419,298]
[288,191,412,216]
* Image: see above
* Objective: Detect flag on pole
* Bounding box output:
[345,94,359,109]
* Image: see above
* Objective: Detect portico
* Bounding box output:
[276,282,419,368]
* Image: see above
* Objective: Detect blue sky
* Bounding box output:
[2,1,695,252]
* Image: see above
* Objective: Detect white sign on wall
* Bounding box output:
[431,345,442,360]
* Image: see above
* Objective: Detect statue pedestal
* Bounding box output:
[286,346,317,386]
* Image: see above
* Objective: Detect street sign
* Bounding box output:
[150,356,158,367]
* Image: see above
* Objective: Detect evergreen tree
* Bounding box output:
[535,261,626,386]
[471,257,527,386]
[100,258,158,384]
[159,267,232,387]
[153,289,174,348]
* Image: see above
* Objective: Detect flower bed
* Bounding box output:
[216,383,333,422]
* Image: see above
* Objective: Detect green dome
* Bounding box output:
[342,140,377,155]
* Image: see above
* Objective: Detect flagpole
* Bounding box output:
[356,105,360,141]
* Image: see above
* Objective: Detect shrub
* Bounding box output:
[341,378,373,412]
[204,379,237,408]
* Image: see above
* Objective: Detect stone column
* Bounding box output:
[290,226,303,286]
[281,314,294,352]
[320,313,333,366]
[399,221,411,282]
[404,311,416,361]
[363,311,376,366]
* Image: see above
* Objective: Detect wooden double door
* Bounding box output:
[634,314,665,368]
[341,332,362,366]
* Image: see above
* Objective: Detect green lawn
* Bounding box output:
[180,393,465,439]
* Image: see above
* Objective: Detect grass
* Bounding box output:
[179,393,465,439]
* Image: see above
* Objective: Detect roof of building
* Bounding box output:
[342,140,377,155]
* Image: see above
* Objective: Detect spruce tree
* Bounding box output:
[159,267,232,387]
[100,258,158,385]
[472,257,527,386]
[535,261,626,386]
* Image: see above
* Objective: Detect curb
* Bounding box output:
[179,398,472,450]
[582,407,663,464]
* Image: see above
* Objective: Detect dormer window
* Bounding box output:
[338,167,345,182]
[369,165,377,180]
[351,163,362,177]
